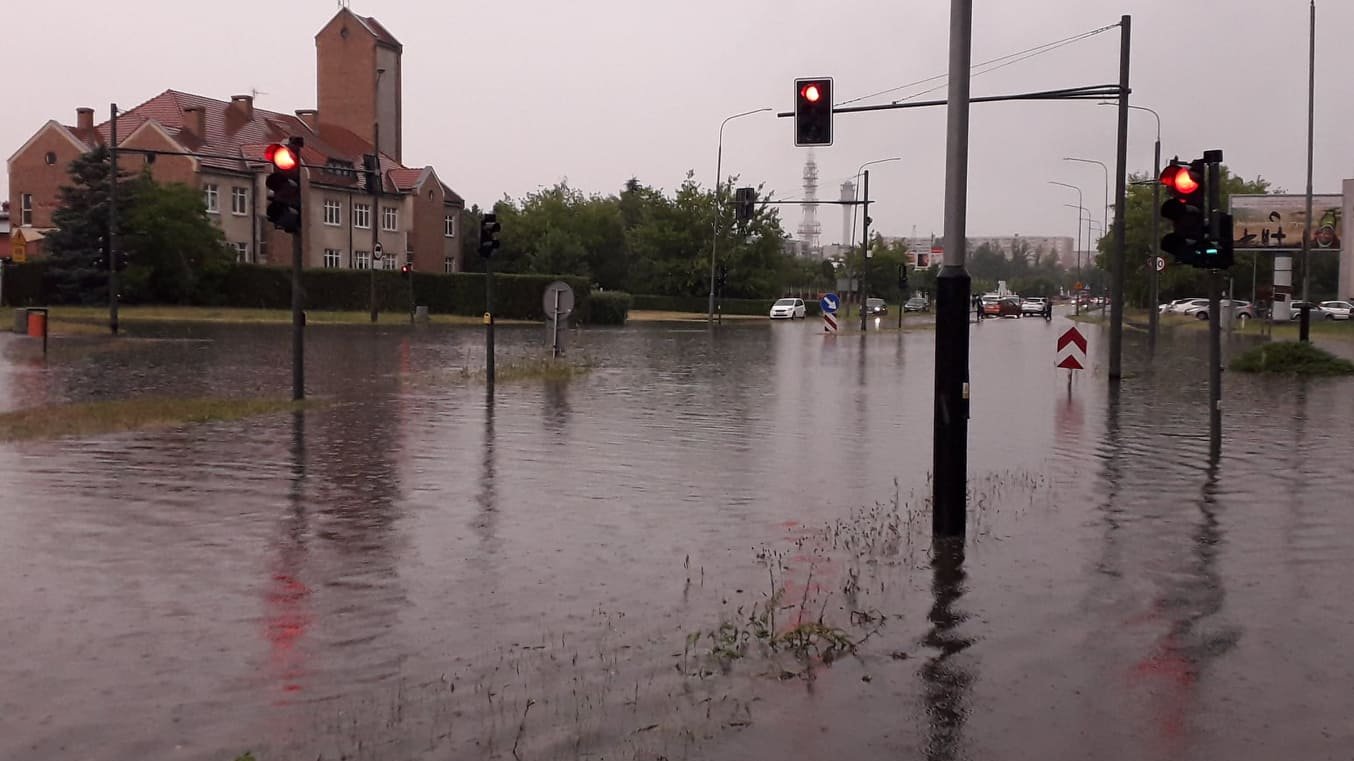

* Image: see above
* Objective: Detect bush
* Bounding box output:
[1,262,50,306]
[583,291,631,325]
[1230,341,1354,376]
[629,294,822,317]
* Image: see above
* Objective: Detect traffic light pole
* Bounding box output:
[108,103,120,336]
[1207,159,1223,456]
[292,222,305,402]
[933,0,973,540]
[485,256,495,387]
[1108,14,1131,382]
[1149,131,1161,356]
[370,126,380,324]
[860,170,870,332]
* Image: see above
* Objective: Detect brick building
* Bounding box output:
[5,8,465,274]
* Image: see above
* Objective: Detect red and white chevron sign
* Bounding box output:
[1056,326,1087,370]
[823,313,838,333]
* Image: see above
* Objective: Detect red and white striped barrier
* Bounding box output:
[823,313,838,333]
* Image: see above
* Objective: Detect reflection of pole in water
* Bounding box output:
[474,389,499,548]
[265,410,312,698]
[922,539,973,761]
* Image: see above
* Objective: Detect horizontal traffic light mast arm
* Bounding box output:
[113,146,329,170]
[775,84,1124,118]
[761,199,871,206]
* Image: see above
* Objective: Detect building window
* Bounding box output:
[233,242,249,262]
[382,206,398,232]
[353,202,371,229]
[444,214,456,238]
[20,193,33,226]
[323,248,343,268]
[444,257,456,274]
[44,152,57,166]
[354,250,371,270]
[204,184,219,214]
[381,256,395,271]
[323,199,342,226]
[231,187,248,216]
[259,239,269,264]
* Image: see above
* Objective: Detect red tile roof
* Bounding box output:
[359,15,402,48]
[62,89,454,198]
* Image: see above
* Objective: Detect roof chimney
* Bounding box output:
[294,109,318,130]
[76,107,94,131]
[183,106,207,140]
[230,94,254,120]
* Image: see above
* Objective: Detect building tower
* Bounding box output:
[839,180,855,245]
[316,7,403,160]
[797,151,822,251]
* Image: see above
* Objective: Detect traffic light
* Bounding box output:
[1159,159,1207,267]
[1204,211,1235,269]
[114,251,129,272]
[717,263,728,292]
[897,263,909,291]
[794,77,833,147]
[362,153,380,195]
[265,138,304,234]
[401,263,411,277]
[734,187,756,222]
[479,213,501,258]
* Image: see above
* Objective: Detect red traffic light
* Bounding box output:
[1160,164,1199,195]
[266,143,298,171]
[801,83,821,103]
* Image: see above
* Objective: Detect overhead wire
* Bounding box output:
[835,22,1119,109]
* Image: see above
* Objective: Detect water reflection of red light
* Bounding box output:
[264,570,312,697]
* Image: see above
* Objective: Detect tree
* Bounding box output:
[121,180,232,304]
[43,147,135,304]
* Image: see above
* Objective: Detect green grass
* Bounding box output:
[41,305,524,329]
[1230,341,1354,376]
[0,396,317,442]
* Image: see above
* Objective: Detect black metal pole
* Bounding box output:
[291,227,304,401]
[1108,14,1131,381]
[1206,159,1222,456]
[486,257,496,387]
[370,122,380,324]
[860,170,870,333]
[898,263,905,330]
[933,0,973,540]
[1299,304,1311,342]
[1149,134,1161,356]
[408,258,415,325]
[1301,0,1316,304]
[108,103,119,336]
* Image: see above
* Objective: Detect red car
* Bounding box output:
[981,296,1023,318]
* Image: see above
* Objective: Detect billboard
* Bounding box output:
[1229,194,1342,252]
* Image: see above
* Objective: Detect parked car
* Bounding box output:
[769,298,806,320]
[1184,299,1253,321]
[864,297,888,316]
[1288,301,1332,321]
[981,296,1002,317]
[1319,301,1353,320]
[1159,298,1197,314]
[1021,297,1048,315]
[1168,298,1210,315]
[904,297,930,312]
[994,297,1024,318]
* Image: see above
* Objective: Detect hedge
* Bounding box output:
[583,291,631,325]
[1,262,596,322]
[630,293,822,317]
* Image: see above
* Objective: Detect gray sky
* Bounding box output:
[6,0,1351,245]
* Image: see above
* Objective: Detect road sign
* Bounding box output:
[1154,256,1166,272]
[373,242,384,260]
[820,293,840,314]
[1073,281,1084,291]
[823,312,838,333]
[1056,326,1088,370]
[542,281,575,317]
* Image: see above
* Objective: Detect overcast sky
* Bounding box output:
[6,0,1351,246]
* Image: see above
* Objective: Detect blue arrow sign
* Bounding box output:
[820,293,840,315]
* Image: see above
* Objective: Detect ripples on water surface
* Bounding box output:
[1,315,1352,760]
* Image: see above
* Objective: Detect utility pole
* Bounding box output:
[291,204,305,402]
[860,169,870,332]
[369,121,380,323]
[485,253,495,387]
[1206,155,1223,456]
[1149,125,1161,356]
[108,103,120,336]
[1301,0,1316,304]
[1108,14,1131,381]
[933,0,973,540]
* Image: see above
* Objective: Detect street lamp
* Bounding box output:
[708,107,772,326]
[1050,180,1084,311]
[1063,157,1109,247]
[1102,101,1162,354]
[849,157,901,330]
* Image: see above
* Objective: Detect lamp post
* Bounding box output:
[1103,102,1162,353]
[850,157,901,330]
[708,107,771,326]
[1050,181,1084,314]
[1063,157,1109,243]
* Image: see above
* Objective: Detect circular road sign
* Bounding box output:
[820,293,840,314]
[1154,256,1166,272]
[543,281,575,317]
[373,242,384,260]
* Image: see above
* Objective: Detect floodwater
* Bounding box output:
[1,311,1352,761]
